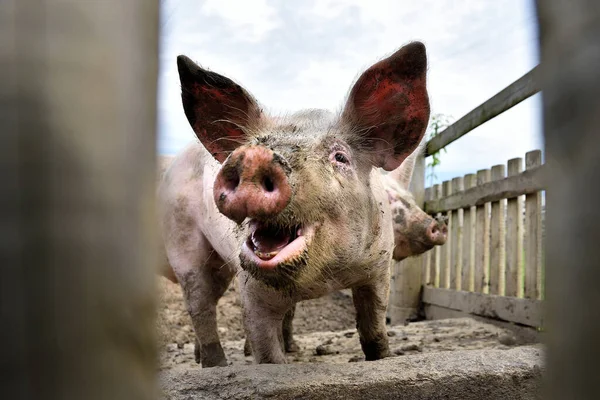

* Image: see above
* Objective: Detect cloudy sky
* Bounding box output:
[157,0,541,185]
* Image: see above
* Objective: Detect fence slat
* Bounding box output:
[451,177,464,290]
[423,187,433,285]
[462,174,477,292]
[525,150,543,300]
[506,158,524,297]
[440,180,452,289]
[489,165,506,295]
[432,184,442,287]
[474,169,491,293]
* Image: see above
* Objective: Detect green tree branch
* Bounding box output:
[426,113,453,187]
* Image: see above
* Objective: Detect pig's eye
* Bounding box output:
[333,152,349,164]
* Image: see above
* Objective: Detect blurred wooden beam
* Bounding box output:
[0,1,160,399]
[536,0,600,398]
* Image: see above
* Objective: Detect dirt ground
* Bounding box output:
[156,277,356,346]
[157,277,521,370]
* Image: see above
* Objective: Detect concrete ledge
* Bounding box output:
[159,346,543,400]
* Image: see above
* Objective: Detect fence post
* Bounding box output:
[505,158,524,298]
[524,151,543,300]
[462,174,477,292]
[536,0,600,398]
[0,1,160,399]
[450,177,464,290]
[474,169,491,293]
[389,153,426,324]
[432,184,443,288]
[489,165,506,295]
[440,180,453,289]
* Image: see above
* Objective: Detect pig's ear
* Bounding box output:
[341,41,430,171]
[177,55,262,163]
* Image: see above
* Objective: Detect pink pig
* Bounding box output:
[158,42,434,367]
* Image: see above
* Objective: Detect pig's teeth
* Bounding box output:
[296,227,303,236]
[254,249,278,260]
[251,231,259,249]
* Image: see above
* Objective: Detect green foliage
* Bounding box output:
[426,113,453,187]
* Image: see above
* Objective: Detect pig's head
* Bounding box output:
[177,42,430,290]
[384,145,447,261]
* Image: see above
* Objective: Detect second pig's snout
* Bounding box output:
[426,218,448,246]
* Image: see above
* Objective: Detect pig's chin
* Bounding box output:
[392,237,434,261]
[241,220,315,271]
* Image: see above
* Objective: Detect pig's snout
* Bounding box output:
[426,218,448,246]
[213,146,292,224]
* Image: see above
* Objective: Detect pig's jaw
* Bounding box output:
[241,220,316,270]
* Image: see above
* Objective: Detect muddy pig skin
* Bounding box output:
[242,143,449,357]
[158,42,432,367]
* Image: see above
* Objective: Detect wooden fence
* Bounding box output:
[389,66,545,330]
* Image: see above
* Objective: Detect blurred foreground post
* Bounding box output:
[1,1,160,399]
[536,0,600,398]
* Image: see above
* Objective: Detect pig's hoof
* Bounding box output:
[199,342,228,368]
[201,356,229,368]
[202,358,228,368]
[361,339,392,361]
[194,343,201,364]
[243,338,252,356]
[285,341,300,353]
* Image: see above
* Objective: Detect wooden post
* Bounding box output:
[390,153,426,324]
[462,174,477,292]
[450,177,464,290]
[439,180,452,289]
[524,151,542,300]
[536,0,600,397]
[506,158,524,297]
[489,165,506,295]
[474,169,491,293]
[423,187,433,286]
[1,1,159,399]
[432,184,443,288]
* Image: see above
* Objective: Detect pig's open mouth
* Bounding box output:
[241,220,315,270]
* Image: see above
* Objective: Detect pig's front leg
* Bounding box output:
[243,305,298,357]
[239,274,291,364]
[170,234,235,368]
[352,274,391,361]
[282,305,300,353]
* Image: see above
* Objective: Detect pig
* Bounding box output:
[240,143,448,357]
[382,142,448,261]
[158,41,432,367]
[158,146,448,359]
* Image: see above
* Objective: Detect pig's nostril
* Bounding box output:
[440,224,448,235]
[223,171,240,191]
[427,221,448,246]
[263,176,275,192]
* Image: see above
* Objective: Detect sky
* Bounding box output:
[157,0,542,186]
